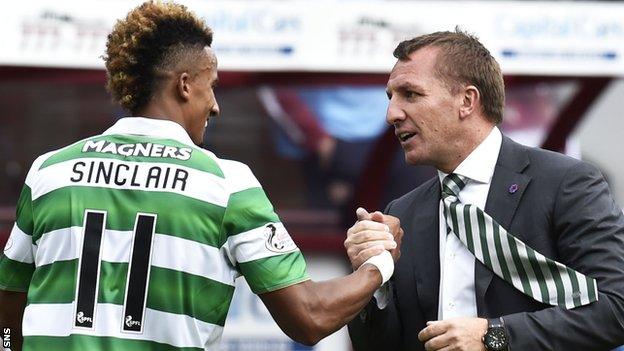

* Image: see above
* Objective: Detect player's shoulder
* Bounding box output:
[26,135,101,183]
[206,153,261,193]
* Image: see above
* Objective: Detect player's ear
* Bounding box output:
[177,72,192,101]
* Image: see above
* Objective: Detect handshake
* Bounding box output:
[344,207,404,285]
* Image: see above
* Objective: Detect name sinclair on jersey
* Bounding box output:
[68,140,193,191]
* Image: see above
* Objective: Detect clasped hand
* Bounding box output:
[344,207,404,270]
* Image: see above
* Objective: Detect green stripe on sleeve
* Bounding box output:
[24,335,203,351]
[40,135,224,178]
[0,254,35,292]
[28,260,234,326]
[222,187,280,237]
[239,251,309,295]
[16,185,34,235]
[32,187,226,248]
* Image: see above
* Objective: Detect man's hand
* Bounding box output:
[418,317,488,351]
[344,207,404,270]
[356,207,404,264]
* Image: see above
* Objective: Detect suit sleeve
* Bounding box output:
[503,161,624,350]
[348,200,404,351]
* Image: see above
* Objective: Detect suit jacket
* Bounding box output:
[349,136,624,350]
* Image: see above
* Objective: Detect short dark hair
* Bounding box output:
[393,28,505,124]
[104,1,213,113]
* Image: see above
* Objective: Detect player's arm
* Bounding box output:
[259,213,402,346]
[0,210,33,351]
[227,207,399,345]
[259,263,385,346]
[221,164,401,345]
[0,171,41,351]
[0,290,26,351]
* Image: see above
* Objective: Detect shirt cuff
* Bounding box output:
[373,282,390,310]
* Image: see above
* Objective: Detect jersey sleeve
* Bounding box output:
[220,161,309,294]
[0,184,36,291]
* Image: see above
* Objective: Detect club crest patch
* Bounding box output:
[264,223,296,253]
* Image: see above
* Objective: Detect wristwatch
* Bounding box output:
[482,317,509,351]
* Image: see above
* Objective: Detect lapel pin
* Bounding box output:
[508,183,519,194]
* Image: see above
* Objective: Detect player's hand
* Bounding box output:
[418,317,488,351]
[344,207,403,270]
[356,207,403,264]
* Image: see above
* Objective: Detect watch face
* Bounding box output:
[484,327,508,351]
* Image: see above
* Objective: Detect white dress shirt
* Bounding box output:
[373,127,503,319]
[437,126,502,319]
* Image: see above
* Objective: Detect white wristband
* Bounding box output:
[362,250,394,285]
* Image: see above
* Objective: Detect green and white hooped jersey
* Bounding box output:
[0,118,309,351]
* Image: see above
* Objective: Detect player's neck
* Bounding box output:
[135,102,186,128]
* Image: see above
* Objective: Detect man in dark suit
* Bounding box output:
[346,29,624,350]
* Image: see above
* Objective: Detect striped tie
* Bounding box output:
[442,173,598,309]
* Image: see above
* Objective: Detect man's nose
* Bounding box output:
[386,101,406,125]
[210,102,220,117]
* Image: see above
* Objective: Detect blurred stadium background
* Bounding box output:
[1,1,624,350]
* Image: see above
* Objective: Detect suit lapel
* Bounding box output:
[411,179,442,321]
[475,136,531,315]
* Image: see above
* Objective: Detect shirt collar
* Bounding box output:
[437,126,502,184]
[102,117,196,147]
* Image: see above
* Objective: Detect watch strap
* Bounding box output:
[488,316,504,329]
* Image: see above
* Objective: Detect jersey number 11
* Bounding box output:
[73,210,156,333]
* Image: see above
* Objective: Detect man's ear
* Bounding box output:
[459,85,480,120]
[177,72,192,101]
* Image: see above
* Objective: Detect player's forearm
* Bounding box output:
[306,264,382,336]
[0,290,26,351]
[263,264,382,346]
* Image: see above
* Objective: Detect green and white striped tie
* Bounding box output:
[442,173,598,309]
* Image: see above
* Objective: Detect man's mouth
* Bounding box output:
[398,132,416,142]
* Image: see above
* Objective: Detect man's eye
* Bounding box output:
[405,91,417,98]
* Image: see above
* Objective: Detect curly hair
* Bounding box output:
[104,1,213,113]
[394,28,505,125]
